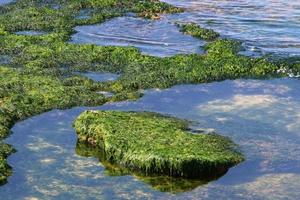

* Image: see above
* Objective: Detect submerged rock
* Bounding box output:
[73,110,244,178]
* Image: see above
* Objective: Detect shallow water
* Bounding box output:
[71,0,300,57]
[75,72,120,82]
[1,78,300,199]
[71,16,205,57]
[75,9,92,20]
[15,31,46,36]
[0,0,13,6]
[161,0,300,57]
[0,55,11,64]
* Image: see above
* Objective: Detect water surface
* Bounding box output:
[162,0,300,57]
[0,0,13,6]
[1,78,300,199]
[71,16,205,57]
[0,55,11,64]
[75,72,120,82]
[15,31,46,36]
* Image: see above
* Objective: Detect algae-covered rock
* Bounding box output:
[178,22,220,41]
[74,110,244,178]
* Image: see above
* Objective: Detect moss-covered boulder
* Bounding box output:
[73,110,244,178]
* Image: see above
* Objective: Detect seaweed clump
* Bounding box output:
[178,22,220,41]
[74,110,244,179]
[0,143,15,185]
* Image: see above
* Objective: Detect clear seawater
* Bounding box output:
[1,78,300,199]
[71,16,205,57]
[161,0,300,57]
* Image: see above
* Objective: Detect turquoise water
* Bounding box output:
[1,78,300,199]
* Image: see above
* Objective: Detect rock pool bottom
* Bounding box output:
[1,78,300,199]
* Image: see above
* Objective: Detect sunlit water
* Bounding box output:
[71,16,205,57]
[161,0,300,57]
[1,78,300,199]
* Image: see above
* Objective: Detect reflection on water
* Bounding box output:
[161,0,300,57]
[76,141,217,194]
[101,78,300,199]
[71,16,205,57]
[1,78,300,199]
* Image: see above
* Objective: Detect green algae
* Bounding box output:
[0,143,15,185]
[0,0,183,184]
[178,22,220,41]
[0,0,298,185]
[108,39,281,92]
[0,66,107,183]
[73,110,244,179]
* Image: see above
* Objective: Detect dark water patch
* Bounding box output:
[71,16,205,57]
[0,55,11,64]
